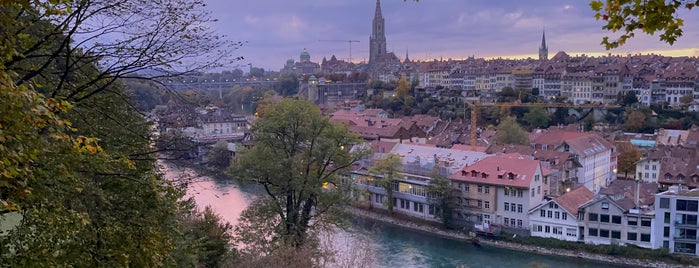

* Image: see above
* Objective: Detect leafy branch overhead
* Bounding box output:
[590,0,697,49]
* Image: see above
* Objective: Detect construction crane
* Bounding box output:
[465,101,621,151]
[318,40,360,63]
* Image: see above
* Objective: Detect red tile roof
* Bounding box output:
[449,153,541,188]
[553,186,593,216]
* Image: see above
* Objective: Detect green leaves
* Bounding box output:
[590,0,696,49]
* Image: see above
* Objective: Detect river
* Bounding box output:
[163,163,626,268]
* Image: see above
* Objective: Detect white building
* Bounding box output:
[529,186,593,241]
[555,133,614,192]
[652,186,699,255]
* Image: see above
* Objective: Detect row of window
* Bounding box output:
[503,217,523,228]
[532,225,577,237]
[375,195,428,214]
[540,209,568,220]
[588,228,651,242]
[504,202,524,213]
[587,213,623,224]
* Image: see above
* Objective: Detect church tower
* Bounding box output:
[538,30,548,61]
[369,0,387,64]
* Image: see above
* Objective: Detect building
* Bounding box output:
[554,133,615,192]
[653,186,699,255]
[352,143,490,221]
[578,180,657,248]
[529,186,593,241]
[449,153,549,232]
[369,0,387,64]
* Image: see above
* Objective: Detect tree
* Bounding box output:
[680,94,694,108]
[2,0,240,104]
[616,143,642,179]
[250,67,265,78]
[276,73,299,96]
[208,141,232,170]
[590,0,697,49]
[230,99,368,248]
[369,154,402,214]
[496,87,516,102]
[395,76,410,100]
[623,91,639,106]
[493,116,530,145]
[624,109,647,132]
[427,173,456,229]
[1,1,235,265]
[523,106,552,129]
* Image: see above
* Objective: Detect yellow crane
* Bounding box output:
[318,40,360,63]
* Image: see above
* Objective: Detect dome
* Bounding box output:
[309,75,317,81]
[286,58,295,64]
[300,48,311,62]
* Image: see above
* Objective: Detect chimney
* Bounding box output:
[634,180,640,208]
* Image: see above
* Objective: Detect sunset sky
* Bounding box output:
[206,0,699,71]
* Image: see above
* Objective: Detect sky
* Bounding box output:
[205,0,699,71]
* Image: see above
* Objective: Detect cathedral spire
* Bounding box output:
[538,29,548,61]
[369,0,387,64]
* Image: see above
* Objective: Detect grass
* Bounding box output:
[500,235,699,266]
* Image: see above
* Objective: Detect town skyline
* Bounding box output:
[207,0,699,71]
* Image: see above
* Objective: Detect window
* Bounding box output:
[601,202,609,209]
[540,210,546,217]
[589,213,598,222]
[464,184,469,192]
[485,186,490,194]
[600,214,610,223]
[612,216,622,224]
[562,213,568,221]
[505,202,510,211]
[566,228,576,237]
[627,232,637,241]
[510,218,515,226]
[589,228,598,236]
[600,229,610,238]
[517,220,523,228]
[531,189,535,197]
[548,211,553,218]
[517,204,523,213]
[676,200,699,211]
[659,198,669,209]
[537,186,541,194]
[429,205,436,215]
[545,225,551,233]
[504,187,510,196]
[477,200,482,208]
[485,201,490,209]
[555,212,560,219]
[478,185,483,193]
[641,219,651,227]
[664,226,670,238]
[612,231,621,239]
[640,233,651,242]
[628,217,638,226]
[518,189,523,197]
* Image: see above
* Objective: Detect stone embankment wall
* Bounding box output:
[349,208,688,268]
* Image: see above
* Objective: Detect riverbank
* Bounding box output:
[348,207,691,268]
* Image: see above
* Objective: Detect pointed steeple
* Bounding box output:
[538,29,548,61]
[374,0,383,19]
[540,30,547,50]
[404,49,410,63]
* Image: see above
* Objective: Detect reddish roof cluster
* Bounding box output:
[450,153,541,188]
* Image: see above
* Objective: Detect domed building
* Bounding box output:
[280,48,320,75]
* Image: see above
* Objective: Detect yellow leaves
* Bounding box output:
[73,136,103,154]
[1,199,21,212]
